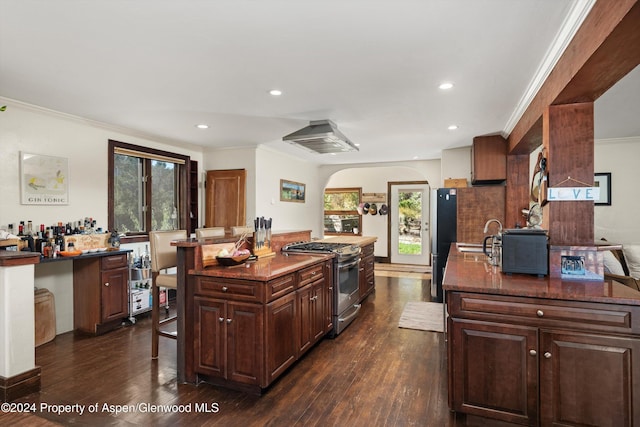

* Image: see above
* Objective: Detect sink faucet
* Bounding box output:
[483,219,503,234]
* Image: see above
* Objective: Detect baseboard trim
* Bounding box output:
[0,367,41,402]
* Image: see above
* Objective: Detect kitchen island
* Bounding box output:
[173,232,336,394]
[443,245,640,426]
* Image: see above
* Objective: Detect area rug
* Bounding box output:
[398,301,444,333]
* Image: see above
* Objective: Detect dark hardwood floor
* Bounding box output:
[3,274,469,426]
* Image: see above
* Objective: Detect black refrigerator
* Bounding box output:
[430,188,457,302]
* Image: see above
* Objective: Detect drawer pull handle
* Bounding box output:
[222,286,228,292]
[226,318,232,324]
[311,271,316,275]
[536,310,544,317]
[104,282,110,287]
[529,349,537,356]
[218,317,224,323]
[544,352,552,359]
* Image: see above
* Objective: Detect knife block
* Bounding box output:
[252,232,275,258]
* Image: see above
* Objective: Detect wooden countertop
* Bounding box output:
[0,251,41,267]
[317,235,377,246]
[190,252,334,281]
[442,244,640,306]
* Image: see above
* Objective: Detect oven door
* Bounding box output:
[336,257,360,317]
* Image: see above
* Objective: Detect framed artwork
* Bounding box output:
[280,179,306,203]
[20,152,69,205]
[594,173,611,206]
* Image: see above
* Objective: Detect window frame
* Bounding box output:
[323,187,362,236]
[108,140,190,243]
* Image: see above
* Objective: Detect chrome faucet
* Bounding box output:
[483,219,503,234]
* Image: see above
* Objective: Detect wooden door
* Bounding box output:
[450,319,538,426]
[205,169,246,229]
[539,330,639,427]
[311,279,325,342]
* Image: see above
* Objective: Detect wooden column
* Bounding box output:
[541,102,594,245]
[505,154,530,229]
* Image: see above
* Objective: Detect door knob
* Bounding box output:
[529,349,537,356]
[544,352,552,359]
[104,282,110,287]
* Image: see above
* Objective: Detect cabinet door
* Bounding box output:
[227,302,263,385]
[324,261,334,333]
[100,267,129,323]
[311,279,325,342]
[450,319,538,426]
[297,283,313,355]
[540,330,640,427]
[194,297,226,378]
[265,293,297,384]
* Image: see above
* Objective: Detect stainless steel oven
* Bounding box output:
[282,241,361,336]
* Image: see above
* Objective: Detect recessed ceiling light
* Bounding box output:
[439,82,454,90]
[413,156,419,160]
[269,89,282,96]
[448,125,459,130]
[195,124,209,129]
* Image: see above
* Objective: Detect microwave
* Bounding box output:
[501,229,548,276]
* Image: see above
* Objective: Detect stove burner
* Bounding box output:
[282,241,361,259]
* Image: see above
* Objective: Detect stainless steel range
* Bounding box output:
[282,241,361,336]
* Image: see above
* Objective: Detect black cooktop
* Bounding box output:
[282,241,350,253]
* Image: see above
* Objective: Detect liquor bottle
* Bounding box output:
[26,221,34,236]
[7,223,14,235]
[18,221,24,236]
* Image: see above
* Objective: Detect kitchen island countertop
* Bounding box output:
[317,235,377,247]
[443,243,640,305]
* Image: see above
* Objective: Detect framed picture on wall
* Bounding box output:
[594,172,611,206]
[20,152,69,205]
[280,179,306,203]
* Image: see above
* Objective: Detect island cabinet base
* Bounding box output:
[189,258,333,394]
[447,291,640,426]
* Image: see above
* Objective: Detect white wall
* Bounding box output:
[0,99,204,333]
[594,137,640,244]
[323,161,441,257]
[441,146,471,185]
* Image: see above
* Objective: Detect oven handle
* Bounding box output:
[338,304,362,323]
[338,258,360,270]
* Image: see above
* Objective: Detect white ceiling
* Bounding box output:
[1,1,638,165]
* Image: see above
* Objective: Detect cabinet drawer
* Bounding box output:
[449,292,640,335]
[298,263,324,287]
[265,274,295,301]
[101,253,128,270]
[196,277,262,303]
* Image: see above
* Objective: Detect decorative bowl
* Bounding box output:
[216,254,251,266]
[60,250,82,257]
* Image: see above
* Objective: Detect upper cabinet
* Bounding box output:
[471,135,507,184]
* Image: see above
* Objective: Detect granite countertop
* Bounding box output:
[443,244,640,306]
[190,252,334,281]
[38,248,132,263]
[317,235,377,246]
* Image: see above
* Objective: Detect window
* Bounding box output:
[324,188,362,235]
[108,140,190,242]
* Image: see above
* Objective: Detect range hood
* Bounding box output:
[283,120,358,154]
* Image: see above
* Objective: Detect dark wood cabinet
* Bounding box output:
[297,263,326,355]
[192,258,332,392]
[194,296,263,385]
[448,291,640,426]
[471,135,507,184]
[265,292,297,384]
[359,243,375,300]
[73,252,129,334]
[539,330,638,427]
[450,319,538,426]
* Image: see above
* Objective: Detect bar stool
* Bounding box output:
[149,229,187,359]
[195,227,225,239]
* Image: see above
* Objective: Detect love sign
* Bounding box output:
[547,187,600,201]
